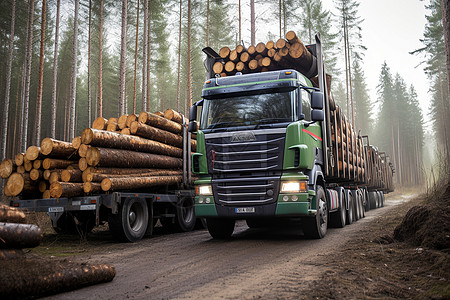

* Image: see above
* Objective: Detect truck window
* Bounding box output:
[201,92,293,130]
[301,89,311,121]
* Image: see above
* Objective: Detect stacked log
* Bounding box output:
[0,204,116,298]
[213,31,317,79]
[1,108,194,199]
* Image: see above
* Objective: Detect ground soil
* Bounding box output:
[1,189,449,299]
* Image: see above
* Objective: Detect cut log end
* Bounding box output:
[0,159,15,179]
[93,117,108,130]
[72,136,82,149]
[25,146,41,161]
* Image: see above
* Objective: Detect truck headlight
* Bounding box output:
[281,181,308,193]
[196,185,213,195]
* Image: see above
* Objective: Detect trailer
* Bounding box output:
[189,32,394,239]
[10,122,197,242]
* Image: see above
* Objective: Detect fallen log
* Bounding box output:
[50,182,84,198]
[85,170,182,183]
[0,249,24,260]
[86,147,183,169]
[81,129,183,158]
[61,169,83,183]
[83,182,103,194]
[40,138,77,158]
[92,117,108,130]
[0,223,42,248]
[101,175,183,192]
[138,112,183,134]
[43,158,74,170]
[0,260,115,298]
[25,146,42,161]
[130,121,196,150]
[0,204,26,223]
[164,109,185,125]
[5,173,37,197]
[0,159,15,179]
[14,153,24,166]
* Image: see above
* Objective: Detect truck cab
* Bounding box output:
[190,69,327,239]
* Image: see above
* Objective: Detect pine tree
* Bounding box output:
[352,58,371,134]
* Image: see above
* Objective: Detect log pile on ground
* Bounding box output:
[213,31,317,78]
[0,204,116,297]
[1,108,195,199]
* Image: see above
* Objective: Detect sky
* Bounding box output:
[240,0,431,127]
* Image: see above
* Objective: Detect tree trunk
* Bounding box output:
[86,147,183,169]
[133,0,140,114]
[85,170,182,183]
[83,181,102,194]
[101,175,183,192]
[50,182,84,198]
[187,0,192,115]
[138,112,183,134]
[1,0,15,162]
[0,223,42,248]
[40,138,77,158]
[163,109,185,124]
[34,0,46,145]
[119,0,127,116]
[43,159,75,170]
[130,121,196,150]
[250,0,255,45]
[81,128,183,158]
[82,167,164,180]
[69,0,79,141]
[0,204,26,224]
[0,159,15,179]
[51,0,60,138]
[442,0,450,106]
[87,0,92,128]
[61,169,83,182]
[20,0,35,153]
[5,173,36,197]
[176,0,182,112]
[142,0,148,112]
[98,0,104,118]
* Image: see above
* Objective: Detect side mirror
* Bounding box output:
[311,109,324,122]
[311,91,324,109]
[188,121,198,133]
[189,105,197,122]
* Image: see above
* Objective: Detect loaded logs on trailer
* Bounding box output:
[1,108,194,199]
[209,30,393,192]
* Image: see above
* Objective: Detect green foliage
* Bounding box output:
[352,58,371,134]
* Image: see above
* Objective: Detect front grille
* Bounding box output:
[213,177,280,205]
[205,128,286,205]
[205,129,286,174]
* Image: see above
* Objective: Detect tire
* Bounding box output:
[363,189,370,212]
[206,218,235,239]
[352,190,360,221]
[53,212,95,235]
[368,192,377,210]
[108,197,149,242]
[359,191,365,218]
[380,192,385,207]
[303,185,328,239]
[346,189,353,225]
[330,187,346,228]
[376,191,381,208]
[175,196,196,232]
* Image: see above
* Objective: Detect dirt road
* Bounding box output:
[45,196,411,299]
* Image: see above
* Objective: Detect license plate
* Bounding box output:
[80,204,96,211]
[48,207,64,213]
[235,207,255,213]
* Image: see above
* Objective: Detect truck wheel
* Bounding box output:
[368,192,377,210]
[379,192,385,207]
[346,189,353,225]
[352,190,360,221]
[108,197,149,242]
[303,185,328,239]
[206,218,235,239]
[376,191,381,208]
[176,196,196,232]
[330,187,346,228]
[363,190,370,212]
[359,191,365,218]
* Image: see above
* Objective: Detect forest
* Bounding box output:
[0,0,449,188]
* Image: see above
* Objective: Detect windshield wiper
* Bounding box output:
[207,121,241,129]
[254,118,291,129]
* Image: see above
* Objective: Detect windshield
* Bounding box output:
[200,92,294,130]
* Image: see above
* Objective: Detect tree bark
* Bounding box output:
[176,0,182,112]
[61,169,83,182]
[1,0,15,161]
[85,170,182,183]
[40,138,77,158]
[83,181,102,194]
[0,204,26,224]
[130,121,196,150]
[82,128,183,157]
[34,0,46,145]
[69,0,79,141]
[86,147,183,169]
[164,109,186,125]
[87,0,92,129]
[133,0,140,114]
[142,0,148,112]
[442,0,450,106]
[98,0,103,118]
[43,159,75,170]
[119,0,127,116]
[138,112,183,134]
[0,223,42,248]
[101,175,183,192]
[50,182,84,198]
